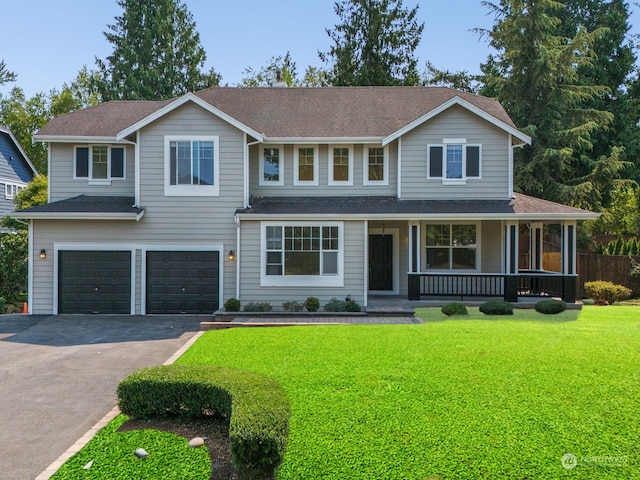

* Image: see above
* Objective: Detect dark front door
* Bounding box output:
[58,250,132,314]
[146,251,219,314]
[369,234,393,291]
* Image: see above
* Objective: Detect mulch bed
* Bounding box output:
[118,416,274,480]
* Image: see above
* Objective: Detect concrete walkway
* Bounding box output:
[0,314,201,480]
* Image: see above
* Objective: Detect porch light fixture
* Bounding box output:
[40,249,46,259]
[228,250,235,261]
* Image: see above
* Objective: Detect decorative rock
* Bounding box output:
[134,448,149,458]
[188,437,205,448]
[83,460,94,470]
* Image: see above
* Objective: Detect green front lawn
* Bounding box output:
[177,306,639,479]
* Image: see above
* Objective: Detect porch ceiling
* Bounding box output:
[237,194,598,220]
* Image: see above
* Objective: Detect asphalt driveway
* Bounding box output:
[0,314,202,480]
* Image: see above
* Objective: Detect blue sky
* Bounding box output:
[0,1,638,98]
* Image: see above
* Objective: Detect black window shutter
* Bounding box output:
[76,147,89,178]
[110,147,124,178]
[429,146,443,177]
[466,146,480,177]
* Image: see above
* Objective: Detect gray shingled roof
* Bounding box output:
[36,87,516,139]
[238,193,596,218]
[13,195,143,218]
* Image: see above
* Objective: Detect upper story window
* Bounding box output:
[428,139,481,184]
[328,145,353,186]
[164,136,219,196]
[261,222,344,287]
[363,145,389,186]
[4,182,26,199]
[260,145,284,186]
[425,223,478,270]
[75,145,125,183]
[294,145,318,186]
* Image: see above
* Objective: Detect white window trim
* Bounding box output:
[293,145,319,186]
[328,145,354,186]
[260,221,344,287]
[164,135,220,197]
[259,144,284,186]
[427,140,482,184]
[363,145,389,186]
[74,145,127,184]
[3,180,27,199]
[422,221,482,272]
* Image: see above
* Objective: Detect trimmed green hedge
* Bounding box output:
[479,300,514,315]
[441,302,468,316]
[535,299,567,314]
[117,365,290,472]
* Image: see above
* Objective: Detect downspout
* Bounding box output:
[134,132,141,207]
[46,143,51,202]
[245,138,262,208]
[235,215,241,300]
[397,138,402,199]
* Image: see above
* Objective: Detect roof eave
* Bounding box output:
[33,135,122,144]
[264,137,383,144]
[236,212,599,221]
[9,210,145,221]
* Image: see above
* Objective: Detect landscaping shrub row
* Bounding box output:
[224,296,362,313]
[117,365,290,473]
[441,299,567,316]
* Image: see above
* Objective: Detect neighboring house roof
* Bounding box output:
[34,87,530,144]
[0,124,38,178]
[237,194,598,221]
[12,195,144,220]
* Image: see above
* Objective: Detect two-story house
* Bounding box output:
[1,125,37,225]
[13,87,597,315]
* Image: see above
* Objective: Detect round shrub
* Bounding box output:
[324,297,345,312]
[282,301,304,312]
[223,298,240,312]
[479,300,514,315]
[344,300,362,312]
[441,302,468,316]
[304,296,320,312]
[243,302,272,312]
[535,299,567,315]
[583,280,632,305]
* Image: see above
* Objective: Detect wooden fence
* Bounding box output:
[577,254,639,298]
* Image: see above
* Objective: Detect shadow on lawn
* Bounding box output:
[418,309,581,323]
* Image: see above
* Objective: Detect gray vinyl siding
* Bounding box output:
[238,220,366,306]
[249,143,398,197]
[481,221,503,273]
[48,144,135,202]
[0,131,34,216]
[401,106,510,200]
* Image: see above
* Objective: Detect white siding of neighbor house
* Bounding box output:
[32,102,246,314]
[249,143,398,197]
[48,144,135,202]
[400,106,511,200]
[238,220,366,306]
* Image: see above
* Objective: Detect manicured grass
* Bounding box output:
[51,414,210,479]
[177,306,639,479]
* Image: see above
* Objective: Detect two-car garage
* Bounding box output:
[57,249,220,314]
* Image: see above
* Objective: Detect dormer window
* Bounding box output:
[74,145,125,183]
[427,139,481,184]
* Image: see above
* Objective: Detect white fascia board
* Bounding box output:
[265,137,382,144]
[236,212,599,221]
[33,135,122,144]
[10,211,145,221]
[1,126,39,175]
[382,96,532,146]
[116,93,263,141]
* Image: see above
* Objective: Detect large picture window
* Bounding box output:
[164,136,219,196]
[425,224,478,270]
[75,145,125,182]
[261,222,343,287]
[260,145,284,186]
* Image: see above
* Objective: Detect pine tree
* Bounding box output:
[321,0,424,86]
[95,0,220,100]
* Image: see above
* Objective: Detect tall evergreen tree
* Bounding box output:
[95,0,220,100]
[480,0,629,210]
[321,0,424,86]
[0,60,17,86]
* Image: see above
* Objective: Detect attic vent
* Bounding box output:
[272,69,287,88]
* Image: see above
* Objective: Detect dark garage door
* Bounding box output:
[146,251,219,314]
[58,250,132,314]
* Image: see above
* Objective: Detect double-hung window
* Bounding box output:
[328,145,353,186]
[428,139,481,184]
[425,223,478,270]
[260,145,284,186]
[4,182,26,199]
[363,145,389,186]
[294,145,318,186]
[262,222,343,287]
[75,145,125,182]
[164,136,219,196]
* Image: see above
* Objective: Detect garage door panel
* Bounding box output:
[59,250,132,314]
[146,251,219,314]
